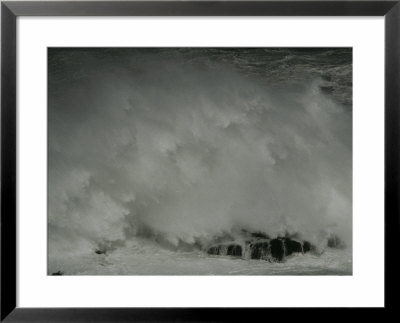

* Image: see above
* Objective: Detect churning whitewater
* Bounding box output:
[48,48,352,275]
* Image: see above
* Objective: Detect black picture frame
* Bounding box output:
[1,1,399,321]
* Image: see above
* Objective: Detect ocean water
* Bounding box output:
[48,48,352,275]
[50,239,352,276]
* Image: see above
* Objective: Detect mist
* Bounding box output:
[48,48,352,261]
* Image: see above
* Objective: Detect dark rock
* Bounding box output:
[327,235,344,248]
[284,238,302,256]
[270,238,285,261]
[250,241,269,259]
[207,246,221,255]
[250,232,269,239]
[303,241,312,253]
[51,271,64,276]
[227,244,242,257]
[95,249,106,255]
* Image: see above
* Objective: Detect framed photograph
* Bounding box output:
[1,0,398,320]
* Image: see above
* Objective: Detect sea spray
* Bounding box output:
[48,48,352,274]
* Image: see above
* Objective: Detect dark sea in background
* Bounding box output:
[50,48,352,105]
[48,48,352,275]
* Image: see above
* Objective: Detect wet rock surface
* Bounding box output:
[51,270,64,276]
[207,246,221,255]
[250,232,269,239]
[227,244,242,257]
[206,231,319,262]
[284,239,303,256]
[303,241,312,253]
[270,238,285,261]
[327,234,345,249]
[250,241,270,260]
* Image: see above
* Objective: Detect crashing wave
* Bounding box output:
[48,48,352,274]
